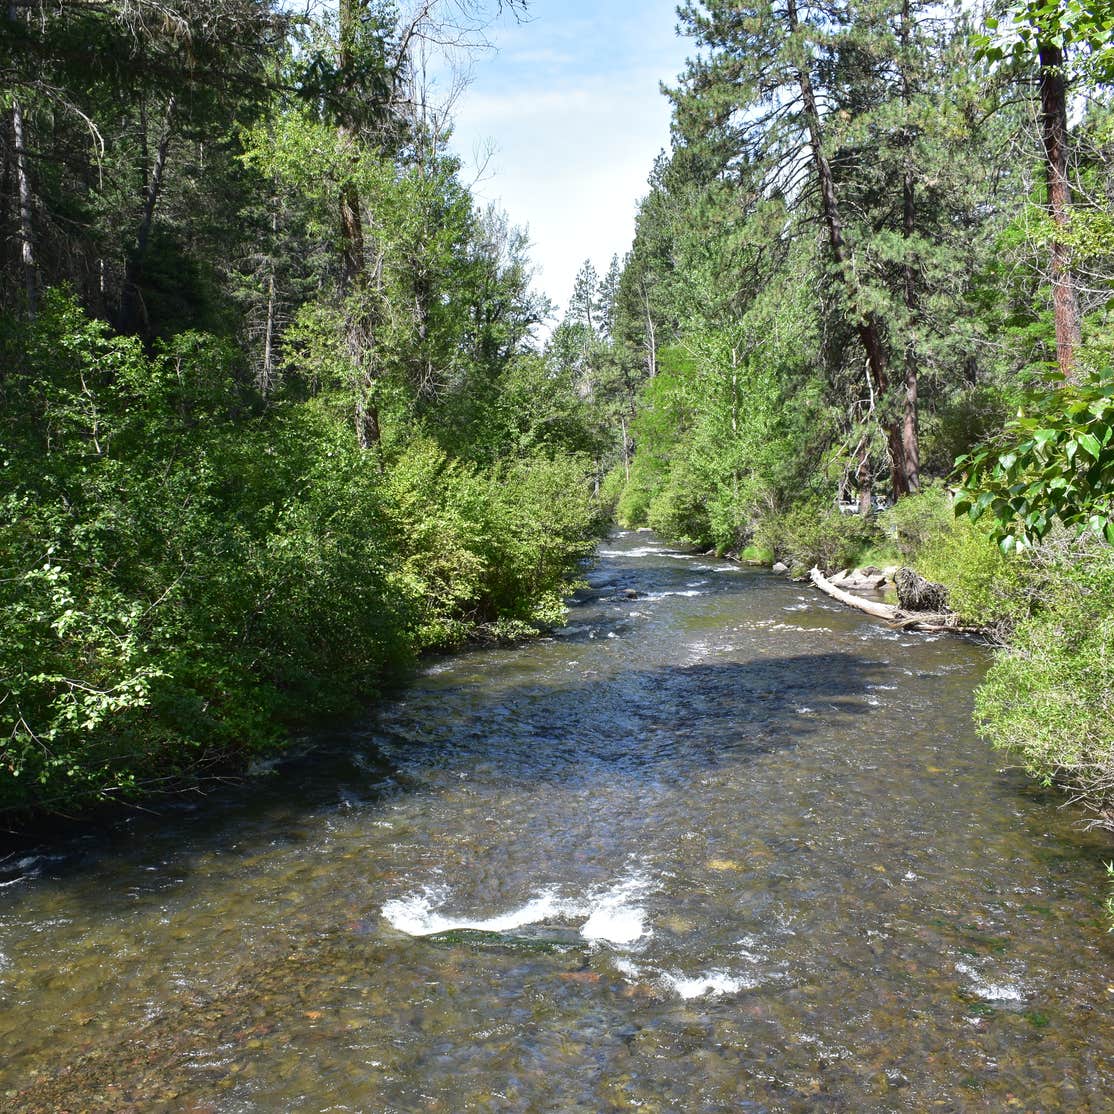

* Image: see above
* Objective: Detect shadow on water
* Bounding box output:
[369,652,882,781]
[0,650,882,897]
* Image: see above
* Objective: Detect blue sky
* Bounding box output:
[442,1,692,319]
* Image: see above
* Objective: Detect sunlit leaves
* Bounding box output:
[955,369,1114,551]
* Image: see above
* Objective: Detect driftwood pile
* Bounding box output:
[894,567,949,612]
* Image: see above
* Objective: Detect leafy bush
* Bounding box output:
[598,464,626,519]
[615,455,658,527]
[759,499,876,574]
[0,295,604,817]
[955,367,1114,552]
[883,485,957,560]
[882,487,1037,628]
[647,461,711,545]
[975,538,1114,828]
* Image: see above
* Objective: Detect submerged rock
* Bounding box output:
[424,926,587,954]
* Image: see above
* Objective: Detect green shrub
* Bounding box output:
[0,295,605,818]
[882,488,1037,628]
[647,461,711,545]
[883,485,957,561]
[975,538,1114,826]
[479,452,602,629]
[598,464,626,519]
[615,454,659,527]
[759,499,876,574]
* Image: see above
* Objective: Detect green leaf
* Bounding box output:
[1078,433,1102,461]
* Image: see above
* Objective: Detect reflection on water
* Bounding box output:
[1,531,1111,1112]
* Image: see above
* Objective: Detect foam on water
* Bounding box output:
[955,961,1025,1003]
[660,969,752,999]
[381,871,655,947]
[597,546,685,559]
[579,874,653,945]
[381,884,573,936]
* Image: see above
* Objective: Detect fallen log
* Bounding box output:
[809,567,897,621]
[808,568,985,635]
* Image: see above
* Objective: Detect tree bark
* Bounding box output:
[641,281,657,378]
[123,95,175,333]
[787,0,908,499]
[899,0,919,492]
[1038,38,1081,381]
[11,95,36,315]
[857,438,873,517]
[901,167,920,493]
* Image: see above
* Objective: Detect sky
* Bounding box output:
[437,1,692,321]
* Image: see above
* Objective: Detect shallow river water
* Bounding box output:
[1,531,1112,1112]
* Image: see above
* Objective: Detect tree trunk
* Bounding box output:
[899,0,919,493]
[787,0,908,499]
[901,166,920,493]
[6,1,34,314]
[857,438,873,517]
[641,282,657,378]
[123,95,175,333]
[260,269,276,395]
[11,95,36,315]
[1038,38,1081,381]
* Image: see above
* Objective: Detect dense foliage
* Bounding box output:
[956,369,1114,551]
[0,1,601,818]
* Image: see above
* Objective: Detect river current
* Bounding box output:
[1,530,1111,1111]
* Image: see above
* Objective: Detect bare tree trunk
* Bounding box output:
[641,282,657,378]
[11,95,36,315]
[857,440,873,517]
[123,95,175,332]
[260,270,276,395]
[1038,38,1081,381]
[901,167,920,493]
[787,0,908,500]
[256,204,280,395]
[9,0,36,314]
[899,0,919,493]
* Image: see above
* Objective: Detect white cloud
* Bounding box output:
[444,1,688,322]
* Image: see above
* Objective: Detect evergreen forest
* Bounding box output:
[1,0,1112,844]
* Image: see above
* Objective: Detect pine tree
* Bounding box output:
[568,259,600,334]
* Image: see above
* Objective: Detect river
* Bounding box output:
[1,530,1111,1112]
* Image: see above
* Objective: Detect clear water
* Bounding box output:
[1,531,1111,1112]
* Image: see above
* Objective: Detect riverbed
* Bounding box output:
[1,531,1111,1111]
